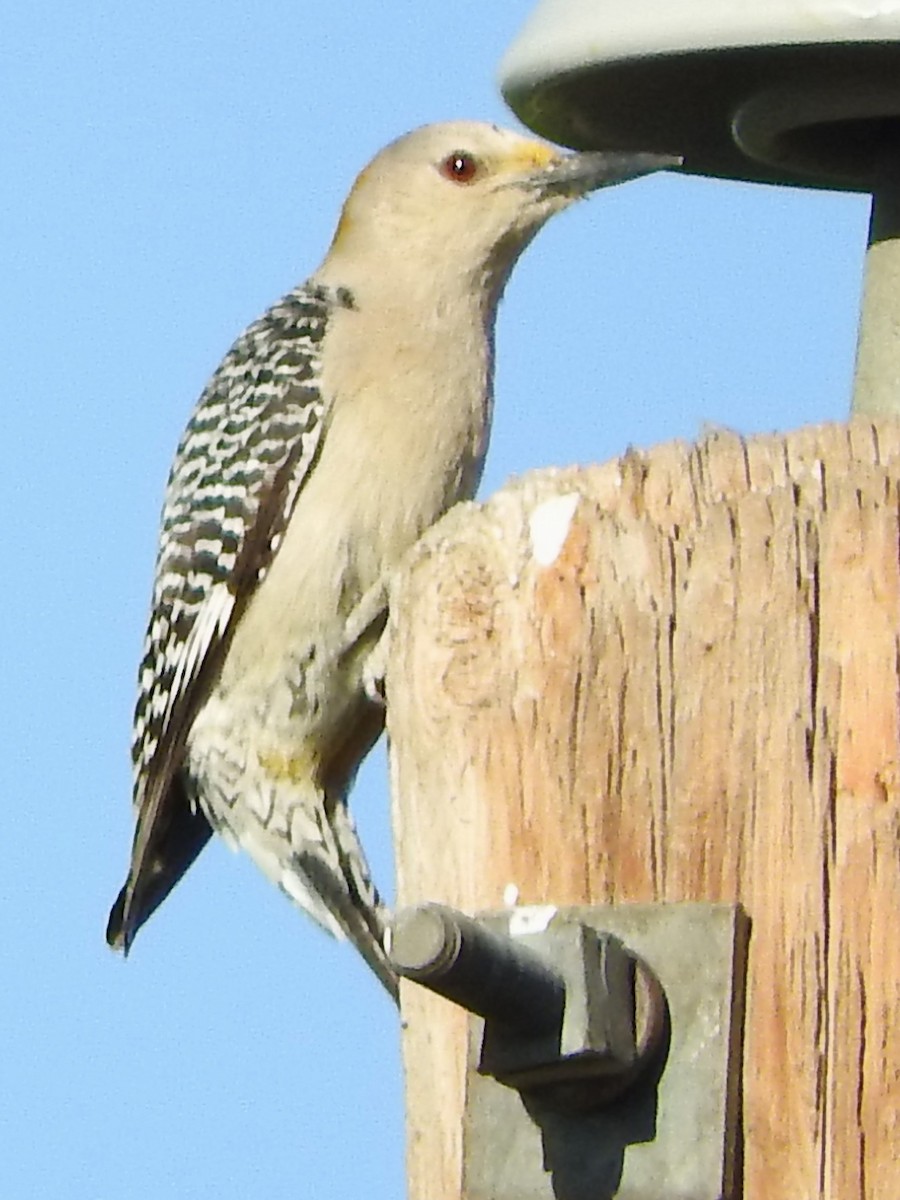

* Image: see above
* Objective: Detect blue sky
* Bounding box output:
[1,4,868,1197]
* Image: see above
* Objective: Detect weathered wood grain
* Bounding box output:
[387,420,900,1200]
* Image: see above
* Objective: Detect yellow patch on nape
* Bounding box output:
[257,747,317,784]
[330,195,355,250]
[330,160,374,251]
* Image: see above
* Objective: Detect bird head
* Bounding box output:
[318,121,679,309]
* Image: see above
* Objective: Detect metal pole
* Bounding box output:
[851,179,900,418]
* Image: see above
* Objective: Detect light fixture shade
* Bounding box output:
[499,0,900,190]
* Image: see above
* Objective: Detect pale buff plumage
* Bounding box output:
[108,121,676,998]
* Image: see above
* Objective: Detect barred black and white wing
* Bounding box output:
[107,284,339,950]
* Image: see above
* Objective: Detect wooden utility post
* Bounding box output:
[386,420,900,1200]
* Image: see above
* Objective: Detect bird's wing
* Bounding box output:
[108,285,337,949]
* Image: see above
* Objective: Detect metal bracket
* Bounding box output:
[390,901,747,1200]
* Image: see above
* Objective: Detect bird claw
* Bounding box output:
[341,579,389,652]
[362,635,389,705]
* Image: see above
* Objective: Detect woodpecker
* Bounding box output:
[107,121,676,998]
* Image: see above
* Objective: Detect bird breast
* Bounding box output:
[202,295,494,750]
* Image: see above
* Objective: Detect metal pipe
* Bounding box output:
[851,176,900,418]
[389,903,565,1034]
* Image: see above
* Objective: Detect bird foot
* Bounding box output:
[362,633,389,705]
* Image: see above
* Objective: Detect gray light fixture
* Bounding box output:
[499,0,900,417]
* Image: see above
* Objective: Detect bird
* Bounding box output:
[107,120,677,999]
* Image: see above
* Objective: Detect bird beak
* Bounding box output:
[528,149,682,197]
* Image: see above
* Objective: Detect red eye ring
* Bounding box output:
[439,151,480,184]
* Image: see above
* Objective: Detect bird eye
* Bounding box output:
[438,151,480,184]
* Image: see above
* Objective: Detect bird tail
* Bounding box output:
[248,791,398,1004]
[294,833,399,1004]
